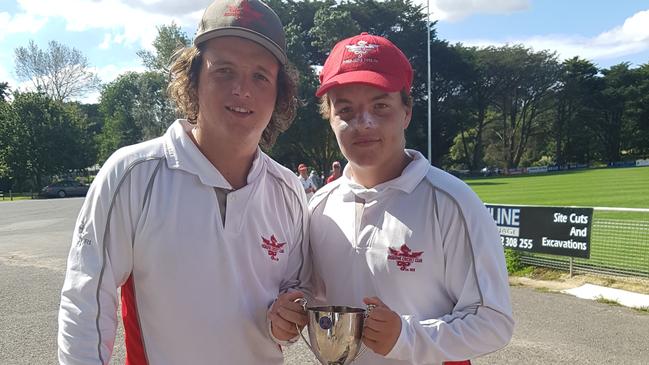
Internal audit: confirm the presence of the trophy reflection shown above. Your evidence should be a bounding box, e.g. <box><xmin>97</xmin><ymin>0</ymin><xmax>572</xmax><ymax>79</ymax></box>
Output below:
<box><xmin>297</xmin><ymin>299</ymin><xmax>374</xmax><ymax>365</ymax></box>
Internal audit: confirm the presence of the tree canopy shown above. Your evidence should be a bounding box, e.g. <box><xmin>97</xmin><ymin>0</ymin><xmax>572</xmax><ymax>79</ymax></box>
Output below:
<box><xmin>14</xmin><ymin>40</ymin><xmax>101</xmax><ymax>102</ymax></box>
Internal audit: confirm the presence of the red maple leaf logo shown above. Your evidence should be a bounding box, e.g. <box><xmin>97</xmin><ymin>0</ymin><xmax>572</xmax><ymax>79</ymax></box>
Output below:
<box><xmin>387</xmin><ymin>244</ymin><xmax>423</xmax><ymax>271</ymax></box>
<box><xmin>262</xmin><ymin>235</ymin><xmax>286</xmax><ymax>261</ymax></box>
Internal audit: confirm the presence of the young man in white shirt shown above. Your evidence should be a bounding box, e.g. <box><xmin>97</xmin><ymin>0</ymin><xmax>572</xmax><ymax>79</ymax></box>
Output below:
<box><xmin>57</xmin><ymin>1</ymin><xmax>309</xmax><ymax>364</ymax></box>
<box><xmin>305</xmin><ymin>32</ymin><xmax>514</xmax><ymax>365</ymax></box>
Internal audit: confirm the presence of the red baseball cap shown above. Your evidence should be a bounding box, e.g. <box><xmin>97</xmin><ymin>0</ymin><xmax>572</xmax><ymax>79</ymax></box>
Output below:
<box><xmin>315</xmin><ymin>32</ymin><xmax>413</xmax><ymax>97</ymax></box>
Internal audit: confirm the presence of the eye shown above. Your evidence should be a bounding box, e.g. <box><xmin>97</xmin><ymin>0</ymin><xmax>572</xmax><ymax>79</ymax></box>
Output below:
<box><xmin>337</xmin><ymin>106</ymin><xmax>352</xmax><ymax>114</ymax></box>
<box><xmin>375</xmin><ymin>103</ymin><xmax>389</xmax><ymax>110</ymax></box>
<box><xmin>254</xmin><ymin>72</ymin><xmax>270</xmax><ymax>82</ymax></box>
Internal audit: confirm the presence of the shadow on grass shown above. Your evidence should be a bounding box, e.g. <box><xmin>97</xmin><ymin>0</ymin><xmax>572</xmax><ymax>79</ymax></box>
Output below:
<box><xmin>466</xmin><ymin>182</ymin><xmax>506</xmax><ymax>186</ymax></box>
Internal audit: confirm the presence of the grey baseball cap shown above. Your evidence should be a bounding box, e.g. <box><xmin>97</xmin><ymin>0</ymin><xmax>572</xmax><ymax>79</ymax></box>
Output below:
<box><xmin>194</xmin><ymin>0</ymin><xmax>287</xmax><ymax>65</ymax></box>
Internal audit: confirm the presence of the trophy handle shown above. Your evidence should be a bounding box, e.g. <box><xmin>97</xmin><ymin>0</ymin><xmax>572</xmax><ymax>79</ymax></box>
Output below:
<box><xmin>353</xmin><ymin>304</ymin><xmax>376</xmax><ymax>361</ymax></box>
<box><xmin>293</xmin><ymin>298</ymin><xmax>316</xmax><ymax>355</ymax></box>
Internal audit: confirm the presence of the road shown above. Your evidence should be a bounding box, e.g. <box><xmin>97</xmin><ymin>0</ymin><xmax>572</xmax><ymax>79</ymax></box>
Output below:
<box><xmin>1</xmin><ymin>198</ymin><xmax>648</xmax><ymax>364</ymax></box>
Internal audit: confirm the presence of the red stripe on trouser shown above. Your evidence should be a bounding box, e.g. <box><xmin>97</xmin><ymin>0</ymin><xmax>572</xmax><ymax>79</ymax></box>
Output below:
<box><xmin>444</xmin><ymin>361</ymin><xmax>471</xmax><ymax>364</ymax></box>
<box><xmin>121</xmin><ymin>274</ymin><xmax>148</xmax><ymax>365</ymax></box>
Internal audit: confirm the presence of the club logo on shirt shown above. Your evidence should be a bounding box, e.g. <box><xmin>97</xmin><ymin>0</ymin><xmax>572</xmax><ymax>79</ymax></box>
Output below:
<box><xmin>75</xmin><ymin>217</ymin><xmax>92</xmax><ymax>247</ymax></box>
<box><xmin>387</xmin><ymin>244</ymin><xmax>423</xmax><ymax>272</ymax></box>
<box><xmin>261</xmin><ymin>235</ymin><xmax>286</xmax><ymax>262</ymax></box>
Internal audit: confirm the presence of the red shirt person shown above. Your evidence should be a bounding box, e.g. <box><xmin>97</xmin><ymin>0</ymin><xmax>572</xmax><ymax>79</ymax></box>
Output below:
<box><xmin>325</xmin><ymin>161</ymin><xmax>342</xmax><ymax>184</ymax></box>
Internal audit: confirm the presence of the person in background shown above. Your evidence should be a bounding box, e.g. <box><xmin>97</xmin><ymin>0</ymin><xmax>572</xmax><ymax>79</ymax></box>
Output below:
<box><xmin>57</xmin><ymin>1</ymin><xmax>310</xmax><ymax>364</ymax></box>
<box><xmin>297</xmin><ymin>163</ymin><xmax>317</xmax><ymax>200</ymax></box>
<box><xmin>309</xmin><ymin>169</ymin><xmax>322</xmax><ymax>189</ymax></box>
<box><xmin>306</xmin><ymin>32</ymin><xmax>514</xmax><ymax>365</ymax></box>
<box><xmin>325</xmin><ymin>160</ymin><xmax>342</xmax><ymax>184</ymax></box>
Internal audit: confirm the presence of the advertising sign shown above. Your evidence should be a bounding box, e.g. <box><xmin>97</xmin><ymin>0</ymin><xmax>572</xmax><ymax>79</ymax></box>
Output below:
<box><xmin>486</xmin><ymin>205</ymin><xmax>593</xmax><ymax>258</ymax></box>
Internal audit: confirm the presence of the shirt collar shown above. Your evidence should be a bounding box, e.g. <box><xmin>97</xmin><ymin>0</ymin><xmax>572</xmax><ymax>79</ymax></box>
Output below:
<box><xmin>163</xmin><ymin>120</ymin><xmax>264</xmax><ymax>188</ymax></box>
<box><xmin>338</xmin><ymin>149</ymin><xmax>429</xmax><ymax>201</ymax></box>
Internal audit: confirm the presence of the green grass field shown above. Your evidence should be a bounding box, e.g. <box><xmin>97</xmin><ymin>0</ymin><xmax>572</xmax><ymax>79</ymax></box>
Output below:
<box><xmin>465</xmin><ymin>166</ymin><xmax>649</xmax><ymax>275</ymax></box>
<box><xmin>464</xmin><ymin>166</ymin><xmax>649</xmax><ymax>209</ymax></box>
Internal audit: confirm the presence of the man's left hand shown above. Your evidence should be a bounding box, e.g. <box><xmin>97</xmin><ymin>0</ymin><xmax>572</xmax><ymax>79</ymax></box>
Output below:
<box><xmin>362</xmin><ymin>296</ymin><xmax>402</xmax><ymax>356</ymax></box>
<box><xmin>268</xmin><ymin>291</ymin><xmax>308</xmax><ymax>341</ymax></box>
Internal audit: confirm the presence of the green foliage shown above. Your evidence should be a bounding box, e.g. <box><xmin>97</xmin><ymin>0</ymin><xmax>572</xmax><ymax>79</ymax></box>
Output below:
<box><xmin>0</xmin><ymin>82</ymin><xmax>9</xmax><ymax>102</ymax></box>
<box><xmin>504</xmin><ymin>249</ymin><xmax>529</xmax><ymax>275</ymax></box>
<box><xmin>0</xmin><ymin>92</ymin><xmax>90</xmax><ymax>190</ymax></box>
<box><xmin>309</xmin><ymin>7</ymin><xmax>360</xmax><ymax>51</ymax></box>
<box><xmin>96</xmin><ymin>71</ymin><xmax>175</xmax><ymax>163</ymax></box>
<box><xmin>137</xmin><ymin>22</ymin><xmax>190</xmax><ymax>74</ymax></box>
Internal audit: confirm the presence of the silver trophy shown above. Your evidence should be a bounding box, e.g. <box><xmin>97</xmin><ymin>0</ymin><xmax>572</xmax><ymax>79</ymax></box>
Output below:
<box><xmin>296</xmin><ymin>299</ymin><xmax>374</xmax><ymax>365</ymax></box>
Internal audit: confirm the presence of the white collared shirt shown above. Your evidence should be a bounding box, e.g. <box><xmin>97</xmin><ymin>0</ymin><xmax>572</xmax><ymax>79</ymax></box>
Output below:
<box><xmin>308</xmin><ymin>149</ymin><xmax>514</xmax><ymax>365</ymax></box>
<box><xmin>58</xmin><ymin>120</ymin><xmax>310</xmax><ymax>365</ymax></box>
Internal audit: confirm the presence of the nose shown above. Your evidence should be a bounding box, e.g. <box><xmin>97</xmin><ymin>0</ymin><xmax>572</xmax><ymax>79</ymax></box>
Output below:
<box><xmin>232</xmin><ymin>76</ymin><xmax>251</xmax><ymax>98</ymax></box>
<box><xmin>353</xmin><ymin>110</ymin><xmax>376</xmax><ymax>130</ymax></box>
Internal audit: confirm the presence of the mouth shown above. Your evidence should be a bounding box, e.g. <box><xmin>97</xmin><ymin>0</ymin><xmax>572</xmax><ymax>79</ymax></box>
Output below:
<box><xmin>226</xmin><ymin>105</ymin><xmax>253</xmax><ymax>115</ymax></box>
<box><xmin>353</xmin><ymin>137</ymin><xmax>380</xmax><ymax>146</ymax></box>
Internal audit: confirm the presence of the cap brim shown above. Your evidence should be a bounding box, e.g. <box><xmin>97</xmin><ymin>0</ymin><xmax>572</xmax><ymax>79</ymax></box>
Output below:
<box><xmin>194</xmin><ymin>27</ymin><xmax>287</xmax><ymax>65</ymax></box>
<box><xmin>315</xmin><ymin>70</ymin><xmax>403</xmax><ymax>97</ymax></box>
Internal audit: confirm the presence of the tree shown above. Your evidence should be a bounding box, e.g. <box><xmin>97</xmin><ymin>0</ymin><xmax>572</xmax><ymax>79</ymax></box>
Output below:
<box><xmin>97</xmin><ymin>73</ymin><xmax>143</xmax><ymax>163</ymax></box>
<box><xmin>485</xmin><ymin>46</ymin><xmax>560</xmax><ymax>169</ymax></box>
<box><xmin>0</xmin><ymin>98</ymin><xmax>19</xmax><ymax>189</ymax></box>
<box><xmin>137</xmin><ymin>22</ymin><xmax>190</xmax><ymax>75</ymax></box>
<box><xmin>447</xmin><ymin>46</ymin><xmax>501</xmax><ymax>171</ymax></box>
<box><xmin>552</xmin><ymin>57</ymin><xmax>600</xmax><ymax>165</ymax></box>
<box><xmin>309</xmin><ymin>7</ymin><xmax>360</xmax><ymax>51</ymax></box>
<box><xmin>628</xmin><ymin>63</ymin><xmax>649</xmax><ymax>158</ymax></box>
<box><xmin>0</xmin><ymin>82</ymin><xmax>10</xmax><ymax>102</ymax></box>
<box><xmin>0</xmin><ymin>92</ymin><xmax>89</xmax><ymax>189</ymax></box>
<box><xmin>97</xmin><ymin>71</ymin><xmax>177</xmax><ymax>164</ymax></box>
<box><xmin>594</xmin><ymin>63</ymin><xmax>639</xmax><ymax>163</ymax></box>
<box><xmin>14</xmin><ymin>40</ymin><xmax>100</xmax><ymax>101</ymax></box>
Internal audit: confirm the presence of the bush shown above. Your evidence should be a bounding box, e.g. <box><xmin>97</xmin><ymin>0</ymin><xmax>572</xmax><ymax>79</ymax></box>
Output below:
<box><xmin>505</xmin><ymin>249</ymin><xmax>526</xmax><ymax>273</ymax></box>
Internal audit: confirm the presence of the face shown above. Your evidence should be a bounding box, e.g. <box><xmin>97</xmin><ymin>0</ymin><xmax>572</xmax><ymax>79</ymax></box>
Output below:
<box><xmin>196</xmin><ymin>36</ymin><xmax>279</xmax><ymax>146</ymax></box>
<box><xmin>328</xmin><ymin>84</ymin><xmax>412</xmax><ymax>170</ymax></box>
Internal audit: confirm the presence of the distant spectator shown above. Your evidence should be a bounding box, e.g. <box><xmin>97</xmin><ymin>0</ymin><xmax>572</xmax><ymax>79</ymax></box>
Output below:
<box><xmin>298</xmin><ymin>163</ymin><xmax>317</xmax><ymax>199</ymax></box>
<box><xmin>325</xmin><ymin>160</ymin><xmax>342</xmax><ymax>184</ymax></box>
<box><xmin>309</xmin><ymin>170</ymin><xmax>322</xmax><ymax>189</ymax></box>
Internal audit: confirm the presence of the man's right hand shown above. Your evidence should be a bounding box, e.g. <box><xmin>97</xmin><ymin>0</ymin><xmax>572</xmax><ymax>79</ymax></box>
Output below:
<box><xmin>268</xmin><ymin>291</ymin><xmax>308</xmax><ymax>341</ymax></box>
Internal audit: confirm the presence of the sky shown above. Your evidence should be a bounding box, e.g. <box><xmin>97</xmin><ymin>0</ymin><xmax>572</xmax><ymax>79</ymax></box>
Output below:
<box><xmin>1</xmin><ymin>0</ymin><xmax>648</xmax><ymax>103</ymax></box>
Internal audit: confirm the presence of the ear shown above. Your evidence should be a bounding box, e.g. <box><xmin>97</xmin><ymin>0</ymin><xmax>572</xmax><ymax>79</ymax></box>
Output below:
<box><xmin>402</xmin><ymin>104</ymin><xmax>412</xmax><ymax>130</ymax></box>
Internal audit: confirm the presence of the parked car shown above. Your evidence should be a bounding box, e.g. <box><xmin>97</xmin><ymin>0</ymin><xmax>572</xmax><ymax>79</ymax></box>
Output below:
<box><xmin>40</xmin><ymin>180</ymin><xmax>89</xmax><ymax>198</ymax></box>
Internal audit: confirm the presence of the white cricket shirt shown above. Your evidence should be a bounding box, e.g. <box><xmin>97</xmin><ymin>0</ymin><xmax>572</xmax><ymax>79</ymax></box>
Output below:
<box><xmin>58</xmin><ymin>120</ymin><xmax>310</xmax><ymax>365</ymax></box>
<box><xmin>308</xmin><ymin>150</ymin><xmax>514</xmax><ymax>365</ymax></box>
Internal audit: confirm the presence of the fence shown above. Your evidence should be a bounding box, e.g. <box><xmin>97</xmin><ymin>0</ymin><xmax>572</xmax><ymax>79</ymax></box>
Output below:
<box><xmin>518</xmin><ymin>207</ymin><xmax>649</xmax><ymax>278</ymax></box>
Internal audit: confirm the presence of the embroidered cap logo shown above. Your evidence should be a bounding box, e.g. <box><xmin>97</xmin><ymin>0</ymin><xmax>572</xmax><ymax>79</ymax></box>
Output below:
<box><xmin>223</xmin><ymin>1</ymin><xmax>265</xmax><ymax>27</ymax></box>
<box><xmin>345</xmin><ymin>40</ymin><xmax>379</xmax><ymax>56</ymax></box>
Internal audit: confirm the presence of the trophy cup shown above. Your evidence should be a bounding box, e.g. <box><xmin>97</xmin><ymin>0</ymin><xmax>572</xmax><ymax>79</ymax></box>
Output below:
<box><xmin>296</xmin><ymin>299</ymin><xmax>374</xmax><ymax>365</ymax></box>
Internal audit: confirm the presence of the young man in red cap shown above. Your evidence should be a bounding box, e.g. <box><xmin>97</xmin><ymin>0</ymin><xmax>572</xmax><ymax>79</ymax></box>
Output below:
<box><xmin>57</xmin><ymin>1</ymin><xmax>310</xmax><ymax>364</ymax></box>
<box><xmin>307</xmin><ymin>32</ymin><xmax>514</xmax><ymax>364</ymax></box>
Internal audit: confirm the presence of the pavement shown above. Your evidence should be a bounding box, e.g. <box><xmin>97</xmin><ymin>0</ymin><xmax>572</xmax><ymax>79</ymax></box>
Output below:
<box><xmin>563</xmin><ymin>284</ymin><xmax>649</xmax><ymax>309</ymax></box>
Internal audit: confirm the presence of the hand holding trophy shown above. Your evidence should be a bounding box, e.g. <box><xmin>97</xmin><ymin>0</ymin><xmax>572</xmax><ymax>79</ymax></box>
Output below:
<box><xmin>296</xmin><ymin>298</ymin><xmax>377</xmax><ymax>365</ymax></box>
<box><xmin>360</xmin><ymin>297</ymin><xmax>402</xmax><ymax>356</ymax></box>
<box><xmin>268</xmin><ymin>291</ymin><xmax>309</xmax><ymax>341</ymax></box>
